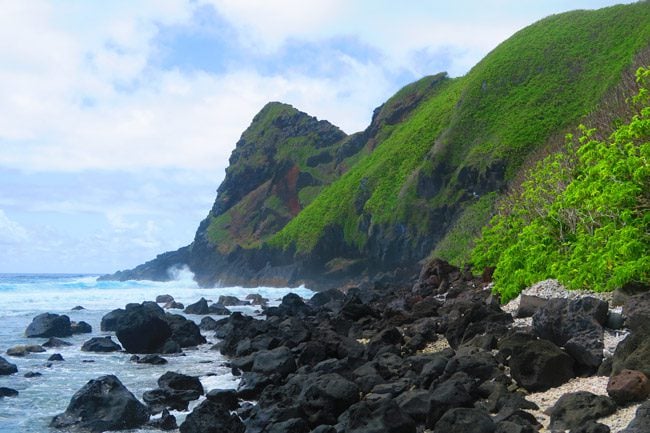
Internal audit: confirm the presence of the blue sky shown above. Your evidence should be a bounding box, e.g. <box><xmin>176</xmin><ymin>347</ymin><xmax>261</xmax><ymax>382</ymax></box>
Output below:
<box><xmin>0</xmin><ymin>0</ymin><xmax>636</xmax><ymax>273</ymax></box>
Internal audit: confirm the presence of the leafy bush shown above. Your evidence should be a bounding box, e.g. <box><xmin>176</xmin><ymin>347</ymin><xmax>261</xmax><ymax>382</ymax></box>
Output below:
<box><xmin>472</xmin><ymin>67</ymin><xmax>650</xmax><ymax>301</ymax></box>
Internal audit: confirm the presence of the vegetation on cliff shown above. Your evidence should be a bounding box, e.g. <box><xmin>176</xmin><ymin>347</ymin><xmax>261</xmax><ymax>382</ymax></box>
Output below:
<box><xmin>472</xmin><ymin>67</ymin><xmax>650</xmax><ymax>302</ymax></box>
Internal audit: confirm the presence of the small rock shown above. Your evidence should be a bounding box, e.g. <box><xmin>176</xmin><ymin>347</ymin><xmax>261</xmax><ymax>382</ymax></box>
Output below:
<box><xmin>607</xmin><ymin>369</ymin><xmax>650</xmax><ymax>405</ymax></box>
<box><xmin>48</xmin><ymin>353</ymin><xmax>64</xmax><ymax>361</ymax></box>
<box><xmin>71</xmin><ymin>305</ymin><xmax>85</xmax><ymax>311</ymax></box>
<box><xmin>433</xmin><ymin>407</ymin><xmax>495</xmax><ymax>433</ymax></box>
<box><xmin>6</xmin><ymin>345</ymin><xmax>45</xmax><ymax>357</ymax></box>
<box><xmin>71</xmin><ymin>321</ymin><xmax>92</xmax><ymax>334</ymax></box>
<box><xmin>163</xmin><ymin>301</ymin><xmax>184</xmax><ymax>310</ymax></box>
<box><xmin>217</xmin><ymin>295</ymin><xmax>249</xmax><ymax>306</ymax></box>
<box><xmin>570</xmin><ymin>420</ymin><xmax>611</xmax><ymax>433</ymax></box>
<box><xmin>81</xmin><ymin>336</ymin><xmax>122</xmax><ymax>352</ymax></box>
<box><xmin>156</xmin><ymin>294</ymin><xmax>175</xmax><ymax>304</ymax></box>
<box><xmin>0</xmin><ymin>387</ymin><xmax>19</xmax><ymax>397</ymax></box>
<box><xmin>42</xmin><ymin>337</ymin><xmax>73</xmax><ymax>348</ymax></box>
<box><xmin>184</xmin><ymin>298</ymin><xmax>211</xmax><ymax>315</ymax></box>
<box><xmin>206</xmin><ymin>389</ymin><xmax>239</xmax><ymax>410</ymax></box>
<box><xmin>137</xmin><ymin>355</ymin><xmax>168</xmax><ymax>365</ymax></box>
<box><xmin>24</xmin><ymin>371</ymin><xmax>42</xmax><ymax>378</ymax></box>
<box><xmin>148</xmin><ymin>409</ymin><xmax>177</xmax><ymax>430</ymax></box>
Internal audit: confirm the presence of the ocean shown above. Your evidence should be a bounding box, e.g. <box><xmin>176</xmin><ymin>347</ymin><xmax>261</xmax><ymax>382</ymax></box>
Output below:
<box><xmin>0</xmin><ymin>272</ymin><xmax>313</xmax><ymax>432</ymax></box>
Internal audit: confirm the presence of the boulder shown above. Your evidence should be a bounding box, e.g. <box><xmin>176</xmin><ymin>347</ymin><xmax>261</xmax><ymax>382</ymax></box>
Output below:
<box><xmin>199</xmin><ymin>316</ymin><xmax>219</xmax><ymax>331</ymax></box>
<box><xmin>337</xmin><ymin>399</ymin><xmax>416</xmax><ymax>433</ymax></box>
<box><xmin>81</xmin><ymin>336</ymin><xmax>122</xmax><ymax>352</ymax></box>
<box><xmin>246</xmin><ymin>293</ymin><xmax>270</xmax><ymax>306</ymax></box>
<box><xmin>296</xmin><ymin>373</ymin><xmax>360</xmax><ymax>426</ymax></box>
<box><xmin>156</xmin><ymin>294</ymin><xmax>175</xmax><ymax>304</ymax></box>
<box><xmin>24</xmin><ymin>371</ymin><xmax>42</xmax><ymax>378</ymax></box>
<box><xmin>547</xmin><ymin>391</ymin><xmax>616</xmax><ymax>431</ymax></box>
<box><xmin>6</xmin><ymin>344</ymin><xmax>45</xmax><ymax>356</ymax></box>
<box><xmin>50</xmin><ymin>375</ymin><xmax>149</xmax><ymax>432</ymax></box>
<box><xmin>0</xmin><ymin>387</ymin><xmax>18</xmax><ymax>397</ymax></box>
<box><xmin>610</xmin><ymin>328</ymin><xmax>650</xmax><ymax>378</ymax></box>
<box><xmin>217</xmin><ymin>295</ymin><xmax>250</xmax><ymax>306</ymax></box>
<box><xmin>179</xmin><ymin>399</ymin><xmax>245</xmax><ymax>433</ymax></box>
<box><xmin>622</xmin><ymin>292</ymin><xmax>650</xmax><ymax>332</ymax></box>
<box><xmin>499</xmin><ymin>332</ymin><xmax>574</xmax><ymax>391</ymax></box>
<box><xmin>206</xmin><ymin>389</ymin><xmax>239</xmax><ymax>411</ymax></box>
<box><xmin>72</xmin><ymin>305</ymin><xmax>85</xmax><ymax>310</ymax></box>
<box><xmin>132</xmin><ymin>354</ymin><xmax>168</xmax><ymax>365</ymax></box>
<box><xmin>71</xmin><ymin>321</ymin><xmax>92</xmax><ymax>334</ymax></box>
<box><xmin>427</xmin><ymin>373</ymin><xmax>478</xmax><ymax>426</ymax></box>
<box><xmin>570</xmin><ymin>420</ymin><xmax>611</xmax><ymax>433</ymax></box>
<box><xmin>25</xmin><ymin>313</ymin><xmax>72</xmax><ymax>338</ymax></box>
<box><xmin>158</xmin><ymin>371</ymin><xmax>204</xmax><ymax>396</ymax></box>
<box><xmin>48</xmin><ymin>353</ymin><xmax>64</xmax><ymax>361</ymax></box>
<box><xmin>164</xmin><ymin>313</ymin><xmax>206</xmax><ymax>347</ymax></box>
<box><xmin>0</xmin><ymin>356</ymin><xmax>18</xmax><ymax>375</ymax></box>
<box><xmin>532</xmin><ymin>297</ymin><xmax>607</xmax><ymax>368</ymax></box>
<box><xmin>607</xmin><ymin>369</ymin><xmax>650</xmax><ymax>405</ymax></box>
<box><xmin>144</xmin><ymin>372</ymin><xmax>204</xmax><ymax>413</ymax></box>
<box><xmin>434</xmin><ymin>408</ymin><xmax>496</xmax><ymax>433</ymax></box>
<box><xmin>115</xmin><ymin>303</ymin><xmax>173</xmax><ymax>354</ymax></box>
<box><xmin>395</xmin><ymin>389</ymin><xmax>430</xmax><ymax>422</ymax></box>
<box><xmin>620</xmin><ymin>400</ymin><xmax>650</xmax><ymax>433</ymax></box>
<box><xmin>184</xmin><ymin>298</ymin><xmax>211</xmax><ymax>315</ymax></box>
<box><xmin>42</xmin><ymin>337</ymin><xmax>73</xmax><ymax>348</ymax></box>
<box><xmin>163</xmin><ymin>301</ymin><xmax>184</xmax><ymax>310</ymax></box>
<box><xmin>208</xmin><ymin>303</ymin><xmax>232</xmax><ymax>315</ymax></box>
<box><xmin>148</xmin><ymin>409</ymin><xmax>177</xmax><ymax>431</ymax></box>
<box><xmin>252</xmin><ymin>346</ymin><xmax>296</xmax><ymax>377</ymax></box>
<box><xmin>101</xmin><ymin>308</ymin><xmax>126</xmax><ymax>332</ymax></box>
<box><xmin>515</xmin><ymin>295</ymin><xmax>547</xmax><ymax>318</ymax></box>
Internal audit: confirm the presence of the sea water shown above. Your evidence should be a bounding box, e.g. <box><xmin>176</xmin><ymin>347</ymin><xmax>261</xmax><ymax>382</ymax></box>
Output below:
<box><xmin>0</xmin><ymin>272</ymin><xmax>313</xmax><ymax>432</ymax></box>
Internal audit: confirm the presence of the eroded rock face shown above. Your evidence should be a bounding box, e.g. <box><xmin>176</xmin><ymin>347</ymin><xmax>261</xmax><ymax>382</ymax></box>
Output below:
<box><xmin>50</xmin><ymin>375</ymin><xmax>149</xmax><ymax>432</ymax></box>
<box><xmin>25</xmin><ymin>313</ymin><xmax>72</xmax><ymax>338</ymax></box>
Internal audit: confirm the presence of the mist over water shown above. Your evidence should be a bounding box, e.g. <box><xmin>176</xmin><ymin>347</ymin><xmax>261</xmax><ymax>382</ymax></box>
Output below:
<box><xmin>0</xmin><ymin>272</ymin><xmax>313</xmax><ymax>433</ymax></box>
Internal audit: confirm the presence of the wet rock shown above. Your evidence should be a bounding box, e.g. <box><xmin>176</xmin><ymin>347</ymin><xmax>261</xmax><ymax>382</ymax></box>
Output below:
<box><xmin>267</xmin><ymin>418</ymin><xmax>309</xmax><ymax>433</ymax></box>
<box><xmin>199</xmin><ymin>316</ymin><xmax>219</xmax><ymax>331</ymax></box>
<box><xmin>71</xmin><ymin>321</ymin><xmax>92</xmax><ymax>334</ymax></box>
<box><xmin>101</xmin><ymin>308</ymin><xmax>126</xmax><ymax>332</ymax></box>
<box><xmin>148</xmin><ymin>409</ymin><xmax>177</xmax><ymax>430</ymax></box>
<box><xmin>6</xmin><ymin>344</ymin><xmax>45</xmax><ymax>357</ymax></box>
<box><xmin>179</xmin><ymin>399</ymin><xmax>245</xmax><ymax>433</ymax></box>
<box><xmin>208</xmin><ymin>303</ymin><xmax>232</xmax><ymax>315</ymax></box>
<box><xmin>50</xmin><ymin>374</ymin><xmax>149</xmax><ymax>432</ymax></box>
<box><xmin>218</xmin><ymin>295</ymin><xmax>250</xmax><ymax>306</ymax></box>
<box><xmin>42</xmin><ymin>337</ymin><xmax>73</xmax><ymax>348</ymax></box>
<box><xmin>547</xmin><ymin>391</ymin><xmax>616</xmax><ymax>431</ymax></box>
<box><xmin>144</xmin><ymin>372</ymin><xmax>204</xmax><ymax>413</ymax></box>
<box><xmin>156</xmin><ymin>294</ymin><xmax>174</xmax><ymax>304</ymax></box>
<box><xmin>0</xmin><ymin>387</ymin><xmax>18</xmax><ymax>397</ymax></box>
<box><xmin>607</xmin><ymin>369</ymin><xmax>650</xmax><ymax>405</ymax></box>
<box><xmin>266</xmin><ymin>293</ymin><xmax>313</xmax><ymax>318</ymax></box>
<box><xmin>163</xmin><ymin>301</ymin><xmax>184</xmax><ymax>310</ymax></box>
<box><xmin>499</xmin><ymin>332</ymin><xmax>574</xmax><ymax>392</ymax></box>
<box><xmin>48</xmin><ymin>353</ymin><xmax>64</xmax><ymax>361</ymax></box>
<box><xmin>164</xmin><ymin>313</ymin><xmax>206</xmax><ymax>347</ymax></box>
<box><xmin>308</xmin><ymin>288</ymin><xmax>344</xmax><ymax>309</ymax></box>
<box><xmin>184</xmin><ymin>298</ymin><xmax>211</xmax><ymax>315</ymax></box>
<box><xmin>81</xmin><ymin>336</ymin><xmax>122</xmax><ymax>352</ymax></box>
<box><xmin>25</xmin><ymin>313</ymin><xmax>72</xmax><ymax>338</ymax></box>
<box><xmin>237</xmin><ymin>371</ymin><xmax>274</xmax><ymax>400</ymax></box>
<box><xmin>115</xmin><ymin>303</ymin><xmax>173</xmax><ymax>354</ymax></box>
<box><xmin>246</xmin><ymin>293</ymin><xmax>269</xmax><ymax>306</ymax></box>
<box><xmin>72</xmin><ymin>305</ymin><xmax>85</xmax><ymax>310</ymax></box>
<box><xmin>433</xmin><ymin>407</ymin><xmax>496</xmax><ymax>433</ymax></box>
<box><xmin>158</xmin><ymin>371</ymin><xmax>204</xmax><ymax>395</ymax></box>
<box><xmin>206</xmin><ymin>389</ymin><xmax>239</xmax><ymax>411</ymax></box>
<box><xmin>24</xmin><ymin>371</ymin><xmax>42</xmax><ymax>378</ymax></box>
<box><xmin>132</xmin><ymin>354</ymin><xmax>168</xmax><ymax>365</ymax></box>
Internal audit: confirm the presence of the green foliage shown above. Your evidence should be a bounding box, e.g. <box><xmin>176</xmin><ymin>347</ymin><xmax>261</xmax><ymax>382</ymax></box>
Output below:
<box><xmin>472</xmin><ymin>67</ymin><xmax>650</xmax><ymax>302</ymax></box>
<box><xmin>270</xmin><ymin>3</ymin><xmax>650</xmax><ymax>259</ymax></box>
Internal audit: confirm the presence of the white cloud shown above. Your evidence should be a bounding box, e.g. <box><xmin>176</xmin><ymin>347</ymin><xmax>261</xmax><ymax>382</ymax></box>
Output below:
<box><xmin>0</xmin><ymin>210</ymin><xmax>29</xmax><ymax>244</ymax></box>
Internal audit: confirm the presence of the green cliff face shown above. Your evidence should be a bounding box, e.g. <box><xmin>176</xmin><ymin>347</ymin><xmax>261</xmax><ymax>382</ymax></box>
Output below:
<box><xmin>106</xmin><ymin>2</ymin><xmax>650</xmax><ymax>289</ymax></box>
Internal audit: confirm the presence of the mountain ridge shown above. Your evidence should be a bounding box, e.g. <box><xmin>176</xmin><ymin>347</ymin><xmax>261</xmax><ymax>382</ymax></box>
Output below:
<box><xmin>102</xmin><ymin>2</ymin><xmax>650</xmax><ymax>290</ymax></box>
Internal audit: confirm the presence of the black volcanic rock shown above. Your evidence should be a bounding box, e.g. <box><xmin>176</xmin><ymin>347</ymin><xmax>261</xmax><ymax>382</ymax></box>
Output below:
<box><xmin>25</xmin><ymin>313</ymin><xmax>72</xmax><ymax>338</ymax></box>
<box><xmin>180</xmin><ymin>399</ymin><xmax>245</xmax><ymax>433</ymax></box>
<box><xmin>82</xmin><ymin>336</ymin><xmax>122</xmax><ymax>353</ymax></box>
<box><xmin>42</xmin><ymin>337</ymin><xmax>73</xmax><ymax>348</ymax></box>
<box><xmin>50</xmin><ymin>375</ymin><xmax>149</xmax><ymax>432</ymax></box>
<box><xmin>0</xmin><ymin>356</ymin><xmax>17</xmax><ymax>375</ymax></box>
<box><xmin>101</xmin><ymin>308</ymin><xmax>126</xmax><ymax>332</ymax></box>
<box><xmin>71</xmin><ymin>320</ymin><xmax>92</xmax><ymax>334</ymax></box>
<box><xmin>184</xmin><ymin>298</ymin><xmax>211</xmax><ymax>315</ymax></box>
<box><xmin>115</xmin><ymin>303</ymin><xmax>173</xmax><ymax>354</ymax></box>
<box><xmin>547</xmin><ymin>392</ymin><xmax>616</xmax><ymax>431</ymax></box>
<box><xmin>0</xmin><ymin>387</ymin><xmax>19</xmax><ymax>397</ymax></box>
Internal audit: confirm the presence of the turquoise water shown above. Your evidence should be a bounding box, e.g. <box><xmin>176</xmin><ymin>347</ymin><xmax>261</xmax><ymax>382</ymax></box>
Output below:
<box><xmin>0</xmin><ymin>272</ymin><xmax>312</xmax><ymax>432</ymax></box>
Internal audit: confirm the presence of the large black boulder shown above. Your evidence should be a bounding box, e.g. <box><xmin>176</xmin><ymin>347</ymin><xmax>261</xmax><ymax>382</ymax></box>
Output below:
<box><xmin>101</xmin><ymin>308</ymin><xmax>126</xmax><ymax>332</ymax></box>
<box><xmin>81</xmin><ymin>336</ymin><xmax>122</xmax><ymax>352</ymax></box>
<box><xmin>610</xmin><ymin>327</ymin><xmax>650</xmax><ymax>378</ymax></box>
<box><xmin>547</xmin><ymin>391</ymin><xmax>616</xmax><ymax>431</ymax></box>
<box><xmin>71</xmin><ymin>321</ymin><xmax>93</xmax><ymax>334</ymax></box>
<box><xmin>0</xmin><ymin>356</ymin><xmax>18</xmax><ymax>375</ymax></box>
<box><xmin>144</xmin><ymin>371</ymin><xmax>204</xmax><ymax>413</ymax></box>
<box><xmin>622</xmin><ymin>292</ymin><xmax>650</xmax><ymax>332</ymax></box>
<box><xmin>337</xmin><ymin>398</ymin><xmax>416</xmax><ymax>433</ymax></box>
<box><xmin>180</xmin><ymin>399</ymin><xmax>245</xmax><ymax>433</ymax></box>
<box><xmin>297</xmin><ymin>373</ymin><xmax>360</xmax><ymax>426</ymax></box>
<box><xmin>25</xmin><ymin>313</ymin><xmax>72</xmax><ymax>338</ymax></box>
<box><xmin>251</xmin><ymin>346</ymin><xmax>297</xmax><ymax>377</ymax></box>
<box><xmin>499</xmin><ymin>332</ymin><xmax>574</xmax><ymax>392</ymax></box>
<box><xmin>164</xmin><ymin>313</ymin><xmax>206</xmax><ymax>347</ymax></box>
<box><xmin>184</xmin><ymin>298</ymin><xmax>211</xmax><ymax>315</ymax></box>
<box><xmin>50</xmin><ymin>375</ymin><xmax>149</xmax><ymax>432</ymax></box>
<box><xmin>115</xmin><ymin>303</ymin><xmax>173</xmax><ymax>354</ymax></box>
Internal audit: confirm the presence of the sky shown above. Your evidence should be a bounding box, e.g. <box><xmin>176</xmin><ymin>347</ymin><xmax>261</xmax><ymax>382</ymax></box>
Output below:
<box><xmin>0</xmin><ymin>0</ymin><xmax>636</xmax><ymax>274</ymax></box>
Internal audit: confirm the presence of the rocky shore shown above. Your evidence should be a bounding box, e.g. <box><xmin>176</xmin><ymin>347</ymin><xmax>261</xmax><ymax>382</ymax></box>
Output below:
<box><xmin>4</xmin><ymin>260</ymin><xmax>649</xmax><ymax>433</ymax></box>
